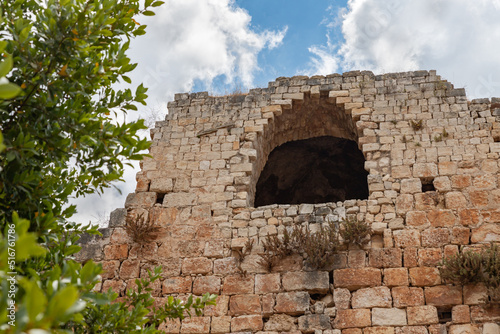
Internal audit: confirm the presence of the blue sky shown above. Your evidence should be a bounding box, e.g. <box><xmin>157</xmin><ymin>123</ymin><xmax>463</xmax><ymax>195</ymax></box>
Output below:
<box><xmin>72</xmin><ymin>0</ymin><xmax>500</xmax><ymax>225</ymax></box>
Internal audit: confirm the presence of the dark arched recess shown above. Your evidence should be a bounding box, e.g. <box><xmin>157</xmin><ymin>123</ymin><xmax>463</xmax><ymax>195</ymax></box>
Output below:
<box><xmin>254</xmin><ymin>136</ymin><xmax>369</xmax><ymax>207</ymax></box>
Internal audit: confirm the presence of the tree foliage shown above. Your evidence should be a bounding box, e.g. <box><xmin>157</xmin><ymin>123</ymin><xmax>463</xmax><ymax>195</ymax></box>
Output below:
<box><xmin>0</xmin><ymin>0</ymin><xmax>216</xmax><ymax>332</ymax></box>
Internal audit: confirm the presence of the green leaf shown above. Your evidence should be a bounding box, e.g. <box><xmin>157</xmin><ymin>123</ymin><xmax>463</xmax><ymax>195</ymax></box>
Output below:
<box><xmin>152</xmin><ymin>1</ymin><xmax>165</xmax><ymax>7</ymax></box>
<box><xmin>65</xmin><ymin>244</ymin><xmax>82</xmax><ymax>256</ymax></box>
<box><xmin>0</xmin><ymin>53</ymin><xmax>13</xmax><ymax>78</ymax></box>
<box><xmin>143</xmin><ymin>10</ymin><xmax>155</xmax><ymax>16</ymax></box>
<box><xmin>0</xmin><ymin>82</ymin><xmax>21</xmax><ymax>99</ymax></box>
<box><xmin>47</xmin><ymin>285</ymin><xmax>79</xmax><ymax>320</ymax></box>
<box><xmin>16</xmin><ymin>233</ymin><xmax>47</xmax><ymax>261</ymax></box>
<box><xmin>27</xmin><ymin>281</ymin><xmax>48</xmax><ymax>321</ymax></box>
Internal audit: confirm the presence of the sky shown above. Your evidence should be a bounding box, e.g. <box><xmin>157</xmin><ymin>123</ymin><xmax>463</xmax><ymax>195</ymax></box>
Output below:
<box><xmin>72</xmin><ymin>0</ymin><xmax>500</xmax><ymax>226</ymax></box>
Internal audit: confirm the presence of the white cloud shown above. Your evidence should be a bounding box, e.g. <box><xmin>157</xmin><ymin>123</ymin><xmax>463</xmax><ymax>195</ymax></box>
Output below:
<box><xmin>130</xmin><ymin>0</ymin><xmax>287</xmax><ymax>104</ymax></box>
<box><xmin>71</xmin><ymin>0</ymin><xmax>286</xmax><ymax>226</ymax></box>
<box><xmin>309</xmin><ymin>0</ymin><xmax>500</xmax><ymax>98</ymax></box>
<box><xmin>306</xmin><ymin>45</ymin><xmax>340</xmax><ymax>76</ymax></box>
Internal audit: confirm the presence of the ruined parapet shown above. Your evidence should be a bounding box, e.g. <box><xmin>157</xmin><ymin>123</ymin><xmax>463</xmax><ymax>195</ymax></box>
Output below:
<box><xmin>81</xmin><ymin>70</ymin><xmax>500</xmax><ymax>333</ymax></box>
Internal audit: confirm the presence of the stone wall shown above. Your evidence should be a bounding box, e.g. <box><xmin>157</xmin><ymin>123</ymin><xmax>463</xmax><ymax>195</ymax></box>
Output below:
<box><xmin>78</xmin><ymin>70</ymin><xmax>500</xmax><ymax>333</ymax></box>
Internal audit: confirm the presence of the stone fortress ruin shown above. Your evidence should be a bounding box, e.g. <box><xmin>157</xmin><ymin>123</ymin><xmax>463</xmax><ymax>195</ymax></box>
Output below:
<box><xmin>79</xmin><ymin>70</ymin><xmax>500</xmax><ymax>333</ymax></box>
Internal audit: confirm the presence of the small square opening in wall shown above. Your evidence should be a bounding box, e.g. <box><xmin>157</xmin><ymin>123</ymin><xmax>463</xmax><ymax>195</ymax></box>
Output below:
<box><xmin>437</xmin><ymin>307</ymin><xmax>452</xmax><ymax>324</ymax></box>
<box><xmin>494</xmin><ymin>135</ymin><xmax>500</xmax><ymax>142</ymax></box>
<box><xmin>421</xmin><ymin>177</ymin><xmax>435</xmax><ymax>192</ymax></box>
<box><xmin>156</xmin><ymin>193</ymin><xmax>165</xmax><ymax>204</ymax></box>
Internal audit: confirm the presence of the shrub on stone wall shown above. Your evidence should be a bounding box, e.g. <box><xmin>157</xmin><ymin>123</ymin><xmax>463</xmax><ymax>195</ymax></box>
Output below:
<box><xmin>260</xmin><ymin>219</ymin><xmax>372</xmax><ymax>270</ymax></box>
<box><xmin>125</xmin><ymin>211</ymin><xmax>161</xmax><ymax>244</ymax></box>
<box><xmin>339</xmin><ymin>216</ymin><xmax>372</xmax><ymax>247</ymax></box>
<box><xmin>440</xmin><ymin>243</ymin><xmax>500</xmax><ymax>304</ymax></box>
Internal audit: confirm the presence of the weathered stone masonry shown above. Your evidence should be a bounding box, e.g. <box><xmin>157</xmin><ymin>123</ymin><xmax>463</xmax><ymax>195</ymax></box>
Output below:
<box><xmin>78</xmin><ymin>70</ymin><xmax>500</xmax><ymax>334</ymax></box>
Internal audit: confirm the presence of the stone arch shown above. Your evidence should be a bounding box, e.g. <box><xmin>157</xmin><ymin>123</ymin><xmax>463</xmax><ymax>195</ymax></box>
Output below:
<box><xmin>250</xmin><ymin>91</ymin><xmax>368</xmax><ymax>207</ymax></box>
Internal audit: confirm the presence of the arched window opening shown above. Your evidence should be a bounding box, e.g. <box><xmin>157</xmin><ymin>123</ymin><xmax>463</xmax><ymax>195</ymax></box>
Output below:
<box><xmin>254</xmin><ymin>136</ymin><xmax>369</xmax><ymax>207</ymax></box>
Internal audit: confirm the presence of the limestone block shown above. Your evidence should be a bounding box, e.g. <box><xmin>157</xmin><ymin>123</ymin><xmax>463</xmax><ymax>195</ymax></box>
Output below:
<box><xmin>451</xmin><ymin>226</ymin><xmax>470</xmax><ymax>245</ymax></box>
<box><xmin>162</xmin><ymin>276</ymin><xmax>192</xmax><ymax>294</ymax></box>
<box><xmin>119</xmin><ymin>259</ymin><xmax>140</xmax><ymax>280</ymax></box>
<box><xmin>351</xmin><ymin>286</ymin><xmax>392</xmax><ymax>308</ymax></box>
<box><xmin>180</xmin><ymin>317</ymin><xmax>210</xmax><ymax>334</ymax></box>
<box><xmin>274</xmin><ymin>291</ymin><xmax>310</xmax><ymax>315</ymax></box>
<box><xmin>255</xmin><ymin>273</ymin><xmax>281</xmax><ymax>294</ymax></box>
<box><xmin>451</xmin><ymin>175</ymin><xmax>472</xmax><ymax>189</ymax></box>
<box><xmin>421</xmin><ymin>228</ymin><xmax>450</xmax><ymax>247</ymax></box>
<box><xmin>483</xmin><ymin>323</ymin><xmax>500</xmax><ymax>334</ymax></box>
<box><xmin>104</xmin><ymin>244</ymin><xmax>129</xmax><ymax>260</ymax></box>
<box><xmin>471</xmin><ymin>223</ymin><xmax>500</xmax><ymax>243</ymax></box>
<box><xmin>334</xmin><ymin>309</ymin><xmax>371</xmax><ymax>329</ymax></box>
<box><xmin>409</xmin><ymin>267</ymin><xmax>441</xmax><ymax>286</ymax></box>
<box><xmin>109</xmin><ymin>208</ymin><xmax>126</xmax><ymax>227</ymax></box>
<box><xmin>448</xmin><ymin>324</ymin><xmax>481</xmax><ymax>334</ymax></box>
<box><xmin>210</xmin><ymin>316</ymin><xmax>231</xmax><ymax>334</ymax></box>
<box><xmin>229</xmin><ymin>294</ymin><xmax>261</xmax><ymax>316</ymax></box>
<box><xmin>333</xmin><ymin>268</ymin><xmax>381</xmax><ymax>290</ymax></box>
<box><xmin>407</xmin><ymin>305</ymin><xmax>439</xmax><ymax>325</ymax></box>
<box><xmin>203</xmin><ymin>239</ymin><xmax>225</xmax><ymax>258</ymax></box>
<box><xmin>333</xmin><ymin>288</ymin><xmax>351</xmax><ymax>309</ymax></box>
<box><xmin>445</xmin><ymin>191</ymin><xmax>467</xmax><ymax>209</ymax></box>
<box><xmin>192</xmin><ymin>276</ymin><xmax>221</xmax><ymax>295</ymax></box>
<box><xmin>452</xmin><ymin>305</ymin><xmax>470</xmax><ymax>324</ymax></box>
<box><xmin>396</xmin><ymin>194</ymin><xmax>414</xmax><ymax>213</ymax></box>
<box><xmin>110</xmin><ymin>228</ymin><xmax>131</xmax><ymax>244</ymax></box>
<box><xmin>149</xmin><ymin>178</ymin><xmax>173</xmax><ymax>193</ymax></box>
<box><xmin>393</xmin><ymin>230</ymin><xmax>421</xmax><ymax>248</ymax></box>
<box><xmin>264</xmin><ymin>314</ymin><xmax>297</xmax><ymax>332</ymax></box>
<box><xmin>125</xmin><ymin>192</ymin><xmax>157</xmax><ymax>208</ymax></box>
<box><xmin>417</xmin><ymin>248</ymin><xmax>442</xmax><ymax>267</ymax></box>
<box><xmin>282</xmin><ymin>271</ymin><xmax>329</xmax><ymax>293</ymax></box>
<box><xmin>231</xmin><ymin>315</ymin><xmax>264</xmax><ymax>332</ymax></box>
<box><xmin>463</xmin><ymin>284</ymin><xmax>488</xmax><ymax>305</ymax></box>
<box><xmin>261</xmin><ymin>293</ymin><xmax>275</xmax><ymax>317</ymax></box>
<box><xmin>405</xmin><ymin>211</ymin><xmax>430</xmax><ymax>229</ymax></box>
<box><xmin>438</xmin><ymin>161</ymin><xmax>458</xmax><ymax>175</ymax></box>
<box><xmin>204</xmin><ymin>295</ymin><xmax>229</xmax><ymax>317</ymax></box>
<box><xmin>400</xmin><ymin>178</ymin><xmax>422</xmax><ymax>194</ymax></box>
<box><xmin>392</xmin><ymin>287</ymin><xmax>424</xmax><ymax>307</ymax></box>
<box><xmin>470</xmin><ymin>304</ymin><xmax>500</xmax><ymax>322</ymax></box>
<box><xmin>163</xmin><ymin>192</ymin><xmax>197</xmax><ymax>207</ymax></box>
<box><xmin>470</xmin><ymin>190</ymin><xmax>489</xmax><ymax>207</ymax></box>
<box><xmin>364</xmin><ymin>327</ymin><xmax>395</xmax><ymax>334</ymax></box>
<box><xmin>413</xmin><ymin>162</ymin><xmax>438</xmax><ymax>177</ymax></box>
<box><xmin>181</xmin><ymin>257</ymin><xmax>212</xmax><ymax>275</ymax></box>
<box><xmin>298</xmin><ymin>314</ymin><xmax>332</xmax><ymax>333</ymax></box>
<box><xmin>100</xmin><ymin>260</ymin><xmax>120</xmax><ymax>280</ymax></box>
<box><xmin>222</xmin><ymin>274</ymin><xmax>254</xmax><ymax>295</ymax></box>
<box><xmin>458</xmin><ymin>208</ymin><xmax>480</xmax><ymax>227</ymax></box>
<box><xmin>427</xmin><ymin>209</ymin><xmax>457</xmax><ymax>227</ymax></box>
<box><xmin>341</xmin><ymin>329</ymin><xmax>362</xmax><ymax>334</ymax></box>
<box><xmin>371</xmin><ymin>308</ymin><xmax>407</xmax><ymax>326</ymax></box>
<box><xmin>368</xmin><ymin>248</ymin><xmax>402</xmax><ymax>268</ymax></box>
<box><xmin>159</xmin><ymin>318</ymin><xmax>180</xmax><ymax>333</ymax></box>
<box><xmin>384</xmin><ymin>268</ymin><xmax>409</xmax><ymax>287</ymax></box>
<box><xmin>395</xmin><ymin>326</ymin><xmax>428</xmax><ymax>334</ymax></box>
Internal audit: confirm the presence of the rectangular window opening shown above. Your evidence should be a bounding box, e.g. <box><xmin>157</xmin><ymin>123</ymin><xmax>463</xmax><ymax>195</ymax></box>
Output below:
<box><xmin>421</xmin><ymin>177</ymin><xmax>435</xmax><ymax>192</ymax></box>
<box><xmin>156</xmin><ymin>193</ymin><xmax>166</xmax><ymax>204</ymax></box>
<box><xmin>437</xmin><ymin>307</ymin><xmax>452</xmax><ymax>324</ymax></box>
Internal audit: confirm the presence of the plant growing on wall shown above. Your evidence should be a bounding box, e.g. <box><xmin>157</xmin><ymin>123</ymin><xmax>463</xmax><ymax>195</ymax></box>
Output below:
<box><xmin>125</xmin><ymin>211</ymin><xmax>162</xmax><ymax>244</ymax></box>
<box><xmin>259</xmin><ymin>221</ymin><xmax>341</xmax><ymax>270</ymax></box>
<box><xmin>259</xmin><ymin>217</ymin><xmax>372</xmax><ymax>270</ymax></box>
<box><xmin>440</xmin><ymin>243</ymin><xmax>500</xmax><ymax>304</ymax></box>
<box><xmin>339</xmin><ymin>216</ymin><xmax>372</xmax><ymax>247</ymax></box>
